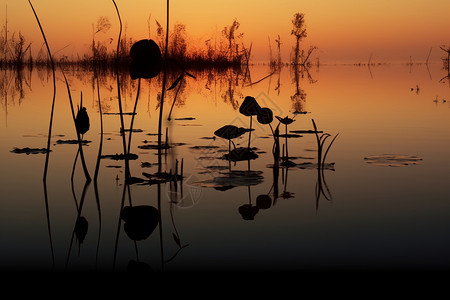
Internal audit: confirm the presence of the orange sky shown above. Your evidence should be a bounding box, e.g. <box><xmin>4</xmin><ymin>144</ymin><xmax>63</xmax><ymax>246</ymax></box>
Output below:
<box><xmin>1</xmin><ymin>0</ymin><xmax>450</xmax><ymax>64</ymax></box>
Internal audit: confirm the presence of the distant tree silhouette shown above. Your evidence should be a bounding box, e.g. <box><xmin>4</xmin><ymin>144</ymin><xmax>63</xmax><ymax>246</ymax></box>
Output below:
<box><xmin>291</xmin><ymin>12</ymin><xmax>317</xmax><ymax>67</ymax></box>
<box><xmin>440</xmin><ymin>45</ymin><xmax>450</xmax><ymax>73</ymax></box>
<box><xmin>291</xmin><ymin>13</ymin><xmax>307</xmax><ymax>66</ymax></box>
<box><xmin>440</xmin><ymin>45</ymin><xmax>450</xmax><ymax>83</ymax></box>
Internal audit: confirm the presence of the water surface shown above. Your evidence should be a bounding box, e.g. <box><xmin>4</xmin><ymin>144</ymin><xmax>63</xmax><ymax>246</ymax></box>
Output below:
<box><xmin>1</xmin><ymin>63</ymin><xmax>450</xmax><ymax>272</ymax></box>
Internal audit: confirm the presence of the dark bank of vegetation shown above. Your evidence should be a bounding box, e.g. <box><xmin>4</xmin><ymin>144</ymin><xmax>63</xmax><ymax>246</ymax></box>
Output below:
<box><xmin>0</xmin><ymin>17</ymin><xmax>250</xmax><ymax>72</ymax></box>
<box><xmin>0</xmin><ymin>10</ymin><xmax>318</xmax><ymax>73</ymax></box>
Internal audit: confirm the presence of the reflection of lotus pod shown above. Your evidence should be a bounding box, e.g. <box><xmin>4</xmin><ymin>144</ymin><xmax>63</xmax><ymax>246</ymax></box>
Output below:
<box><xmin>239</xmin><ymin>96</ymin><xmax>261</xmax><ymax>116</ymax></box>
<box><xmin>121</xmin><ymin>205</ymin><xmax>159</xmax><ymax>241</ymax></box>
<box><xmin>75</xmin><ymin>216</ymin><xmax>88</xmax><ymax>243</ymax></box>
<box><xmin>130</xmin><ymin>39</ymin><xmax>162</xmax><ymax>80</ymax></box>
<box><xmin>256</xmin><ymin>107</ymin><xmax>273</xmax><ymax>124</ymax></box>
<box><xmin>256</xmin><ymin>194</ymin><xmax>272</xmax><ymax>209</ymax></box>
<box><xmin>238</xmin><ymin>204</ymin><xmax>259</xmax><ymax>220</ymax></box>
<box><xmin>75</xmin><ymin>107</ymin><xmax>90</xmax><ymax>135</ymax></box>
<box><xmin>214</xmin><ymin>125</ymin><xmax>247</xmax><ymax>140</ymax></box>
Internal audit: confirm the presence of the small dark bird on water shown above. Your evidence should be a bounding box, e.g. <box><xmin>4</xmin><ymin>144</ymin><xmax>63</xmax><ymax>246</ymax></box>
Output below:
<box><xmin>75</xmin><ymin>106</ymin><xmax>90</xmax><ymax>136</ymax></box>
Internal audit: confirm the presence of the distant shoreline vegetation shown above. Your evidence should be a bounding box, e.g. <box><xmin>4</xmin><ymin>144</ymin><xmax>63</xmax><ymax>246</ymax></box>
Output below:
<box><xmin>0</xmin><ymin>17</ymin><xmax>255</xmax><ymax>72</ymax></box>
<box><xmin>0</xmin><ymin>12</ymin><xmax>323</xmax><ymax>72</ymax></box>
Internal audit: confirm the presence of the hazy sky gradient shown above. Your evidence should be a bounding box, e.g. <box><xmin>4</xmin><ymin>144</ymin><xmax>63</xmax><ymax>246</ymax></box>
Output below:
<box><xmin>1</xmin><ymin>0</ymin><xmax>450</xmax><ymax>63</ymax></box>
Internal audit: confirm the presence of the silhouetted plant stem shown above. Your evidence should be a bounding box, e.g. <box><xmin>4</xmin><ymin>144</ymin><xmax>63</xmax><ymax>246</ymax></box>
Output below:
<box><xmin>158</xmin><ymin>0</ymin><xmax>170</xmax><ymax>173</ymax></box>
<box><xmin>28</xmin><ymin>0</ymin><xmax>55</xmax><ymax>182</ymax></box>
<box><xmin>157</xmin><ymin>183</ymin><xmax>164</xmax><ymax>271</ymax></box>
<box><xmin>26</xmin><ymin>0</ymin><xmax>56</xmax><ymax>264</ymax></box>
<box><xmin>167</xmin><ymin>77</ymin><xmax>182</xmax><ymax>121</ymax></box>
<box><xmin>247</xmin><ymin>115</ymin><xmax>252</xmax><ymax>149</ymax></box>
<box><xmin>112</xmin><ymin>0</ymin><xmax>130</xmax><ymax>179</ymax></box>
<box><xmin>284</xmin><ymin>123</ymin><xmax>288</xmax><ymax>162</ymax></box>
<box><xmin>93</xmin><ymin>179</ymin><xmax>102</xmax><ymax>269</ymax></box>
<box><xmin>94</xmin><ymin>75</ymin><xmax>103</xmax><ymax>181</ymax></box>
<box><xmin>113</xmin><ymin>180</ymin><xmax>127</xmax><ymax>271</ymax></box>
<box><xmin>127</xmin><ymin>77</ymin><xmax>141</xmax><ymax>156</ymax></box>
<box><xmin>64</xmin><ymin>75</ymin><xmax>91</xmax><ymax>182</ymax></box>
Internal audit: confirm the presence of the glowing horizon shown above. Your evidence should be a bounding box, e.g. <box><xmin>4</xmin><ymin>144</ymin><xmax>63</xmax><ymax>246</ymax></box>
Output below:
<box><xmin>1</xmin><ymin>0</ymin><xmax>450</xmax><ymax>64</ymax></box>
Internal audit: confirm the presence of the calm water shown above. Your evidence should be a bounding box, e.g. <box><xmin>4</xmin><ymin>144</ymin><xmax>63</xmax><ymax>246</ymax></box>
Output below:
<box><xmin>1</xmin><ymin>62</ymin><xmax>450</xmax><ymax>272</ymax></box>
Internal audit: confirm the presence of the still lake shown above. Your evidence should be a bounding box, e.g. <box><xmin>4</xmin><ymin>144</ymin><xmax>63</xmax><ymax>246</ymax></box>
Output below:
<box><xmin>1</xmin><ymin>62</ymin><xmax>450</xmax><ymax>272</ymax></box>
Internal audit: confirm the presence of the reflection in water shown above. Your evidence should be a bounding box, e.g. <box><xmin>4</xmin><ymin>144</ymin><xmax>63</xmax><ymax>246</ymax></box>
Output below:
<box><xmin>4</xmin><ymin>52</ymin><xmax>450</xmax><ymax>271</ymax></box>
<box><xmin>2</xmin><ymin>60</ymin><xmax>343</xmax><ymax>270</ymax></box>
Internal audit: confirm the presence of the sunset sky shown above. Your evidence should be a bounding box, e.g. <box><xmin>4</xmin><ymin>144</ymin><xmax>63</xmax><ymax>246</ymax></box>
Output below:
<box><xmin>1</xmin><ymin>0</ymin><xmax>450</xmax><ymax>64</ymax></box>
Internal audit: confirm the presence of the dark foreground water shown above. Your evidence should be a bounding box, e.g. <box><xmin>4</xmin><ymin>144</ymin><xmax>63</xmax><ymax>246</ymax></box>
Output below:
<box><xmin>1</xmin><ymin>63</ymin><xmax>450</xmax><ymax>272</ymax></box>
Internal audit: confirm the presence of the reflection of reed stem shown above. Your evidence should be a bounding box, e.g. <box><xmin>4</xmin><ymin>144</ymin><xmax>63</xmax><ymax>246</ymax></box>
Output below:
<box><xmin>42</xmin><ymin>180</ymin><xmax>55</xmax><ymax>270</ymax></box>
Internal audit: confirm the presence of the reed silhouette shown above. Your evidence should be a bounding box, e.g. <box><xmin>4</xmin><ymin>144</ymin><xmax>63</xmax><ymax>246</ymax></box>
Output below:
<box><xmin>64</xmin><ymin>77</ymin><xmax>91</xmax><ymax>182</ymax></box>
<box><xmin>27</xmin><ymin>0</ymin><xmax>56</xmax><ymax>182</ymax></box>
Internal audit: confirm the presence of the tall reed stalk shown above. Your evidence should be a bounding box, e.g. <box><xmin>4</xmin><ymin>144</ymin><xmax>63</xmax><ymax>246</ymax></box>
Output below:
<box><xmin>112</xmin><ymin>0</ymin><xmax>130</xmax><ymax>179</ymax></box>
<box><xmin>158</xmin><ymin>0</ymin><xmax>170</xmax><ymax>174</ymax></box>
<box><xmin>27</xmin><ymin>0</ymin><xmax>55</xmax><ymax>181</ymax></box>
<box><xmin>94</xmin><ymin>75</ymin><xmax>103</xmax><ymax>181</ymax></box>
<box><xmin>63</xmin><ymin>76</ymin><xmax>91</xmax><ymax>182</ymax></box>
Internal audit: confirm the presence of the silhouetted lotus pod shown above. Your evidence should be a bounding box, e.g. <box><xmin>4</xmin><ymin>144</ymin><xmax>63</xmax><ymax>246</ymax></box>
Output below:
<box><xmin>256</xmin><ymin>194</ymin><xmax>272</xmax><ymax>209</ymax></box>
<box><xmin>121</xmin><ymin>205</ymin><xmax>159</xmax><ymax>241</ymax></box>
<box><xmin>75</xmin><ymin>216</ymin><xmax>88</xmax><ymax>243</ymax></box>
<box><xmin>276</xmin><ymin>115</ymin><xmax>295</xmax><ymax>125</ymax></box>
<box><xmin>239</xmin><ymin>96</ymin><xmax>261</xmax><ymax>116</ymax></box>
<box><xmin>75</xmin><ymin>107</ymin><xmax>90</xmax><ymax>135</ymax></box>
<box><xmin>257</xmin><ymin>107</ymin><xmax>273</xmax><ymax>124</ymax></box>
<box><xmin>130</xmin><ymin>39</ymin><xmax>162</xmax><ymax>80</ymax></box>
<box><xmin>238</xmin><ymin>204</ymin><xmax>259</xmax><ymax>220</ymax></box>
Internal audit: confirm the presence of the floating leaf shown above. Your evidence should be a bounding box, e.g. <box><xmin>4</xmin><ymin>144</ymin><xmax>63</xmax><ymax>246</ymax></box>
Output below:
<box><xmin>100</xmin><ymin>153</ymin><xmax>138</xmax><ymax>160</ymax></box>
<box><xmin>56</xmin><ymin>139</ymin><xmax>91</xmax><ymax>145</ymax></box>
<box><xmin>10</xmin><ymin>147</ymin><xmax>49</xmax><ymax>155</ymax></box>
<box><xmin>224</xmin><ymin>147</ymin><xmax>259</xmax><ymax>161</ymax></box>
<box><xmin>175</xmin><ymin>117</ymin><xmax>195</xmax><ymax>120</ymax></box>
<box><xmin>214</xmin><ymin>125</ymin><xmax>248</xmax><ymax>140</ymax></box>
<box><xmin>193</xmin><ymin>170</ymin><xmax>264</xmax><ymax>189</ymax></box>
<box><xmin>364</xmin><ymin>154</ymin><xmax>422</xmax><ymax>167</ymax></box>
<box><xmin>290</xmin><ymin>130</ymin><xmax>323</xmax><ymax>134</ymax></box>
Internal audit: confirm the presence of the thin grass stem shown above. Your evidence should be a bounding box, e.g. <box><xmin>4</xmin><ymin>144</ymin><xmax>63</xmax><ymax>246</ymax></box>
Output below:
<box><xmin>27</xmin><ymin>0</ymin><xmax>56</xmax><ymax>182</ymax></box>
